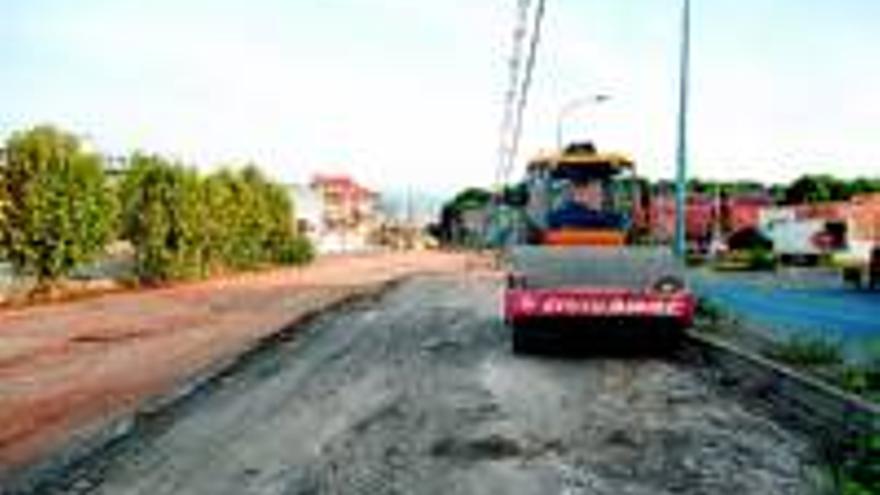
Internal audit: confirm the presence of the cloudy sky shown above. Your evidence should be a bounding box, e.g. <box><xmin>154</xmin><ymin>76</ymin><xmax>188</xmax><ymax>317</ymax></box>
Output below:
<box><xmin>1</xmin><ymin>0</ymin><xmax>878</xmax><ymax>193</ymax></box>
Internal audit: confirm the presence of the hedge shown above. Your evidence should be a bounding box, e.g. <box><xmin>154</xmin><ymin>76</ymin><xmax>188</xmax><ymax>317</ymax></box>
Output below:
<box><xmin>1</xmin><ymin>125</ymin><xmax>313</xmax><ymax>289</ymax></box>
<box><xmin>0</xmin><ymin>125</ymin><xmax>117</xmax><ymax>286</ymax></box>
<box><xmin>119</xmin><ymin>154</ymin><xmax>208</xmax><ymax>283</ymax></box>
<box><xmin>119</xmin><ymin>157</ymin><xmax>311</xmax><ymax>284</ymax></box>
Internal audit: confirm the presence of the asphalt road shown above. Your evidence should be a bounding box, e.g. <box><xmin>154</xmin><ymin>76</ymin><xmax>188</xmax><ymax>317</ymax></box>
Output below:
<box><xmin>691</xmin><ymin>268</ymin><xmax>880</xmax><ymax>355</ymax></box>
<box><xmin>33</xmin><ymin>274</ymin><xmax>817</xmax><ymax>495</ymax></box>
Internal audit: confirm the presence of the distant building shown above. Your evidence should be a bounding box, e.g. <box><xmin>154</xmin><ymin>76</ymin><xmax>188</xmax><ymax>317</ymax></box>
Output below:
<box><xmin>846</xmin><ymin>194</ymin><xmax>880</xmax><ymax>260</ymax></box>
<box><xmin>649</xmin><ymin>193</ymin><xmax>715</xmax><ymax>245</ymax></box>
<box><xmin>286</xmin><ymin>174</ymin><xmax>380</xmax><ymax>253</ymax></box>
<box><xmin>758</xmin><ymin>194</ymin><xmax>880</xmax><ymax>263</ymax></box>
<box><xmin>310</xmin><ymin>174</ymin><xmax>379</xmax><ymax>231</ymax></box>
<box><xmin>285</xmin><ymin>183</ymin><xmax>324</xmax><ymax>238</ymax></box>
<box><xmin>649</xmin><ymin>192</ymin><xmax>773</xmax><ymax>249</ymax></box>
<box><xmin>726</xmin><ymin>193</ymin><xmax>774</xmax><ymax>233</ymax></box>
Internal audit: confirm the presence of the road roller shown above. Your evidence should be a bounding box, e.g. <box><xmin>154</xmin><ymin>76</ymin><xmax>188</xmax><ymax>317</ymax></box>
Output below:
<box><xmin>504</xmin><ymin>142</ymin><xmax>695</xmax><ymax>353</ymax></box>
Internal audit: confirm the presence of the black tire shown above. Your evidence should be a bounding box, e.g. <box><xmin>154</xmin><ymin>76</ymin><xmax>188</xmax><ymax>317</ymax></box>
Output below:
<box><xmin>511</xmin><ymin>325</ymin><xmax>533</xmax><ymax>355</ymax></box>
<box><xmin>659</xmin><ymin>325</ymin><xmax>685</xmax><ymax>353</ymax></box>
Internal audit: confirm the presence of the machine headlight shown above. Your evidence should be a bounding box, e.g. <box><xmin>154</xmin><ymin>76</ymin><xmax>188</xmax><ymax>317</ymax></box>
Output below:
<box><xmin>652</xmin><ymin>276</ymin><xmax>685</xmax><ymax>294</ymax></box>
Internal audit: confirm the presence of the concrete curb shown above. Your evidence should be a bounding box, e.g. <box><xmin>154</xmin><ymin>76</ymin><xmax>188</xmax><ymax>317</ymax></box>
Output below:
<box><xmin>683</xmin><ymin>331</ymin><xmax>879</xmax><ymax>471</ymax></box>
<box><xmin>3</xmin><ymin>280</ymin><xmax>400</xmax><ymax>494</ymax></box>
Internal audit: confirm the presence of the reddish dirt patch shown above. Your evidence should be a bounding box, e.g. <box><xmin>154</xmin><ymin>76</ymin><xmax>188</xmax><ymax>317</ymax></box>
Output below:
<box><xmin>0</xmin><ymin>251</ymin><xmax>487</xmax><ymax>482</ymax></box>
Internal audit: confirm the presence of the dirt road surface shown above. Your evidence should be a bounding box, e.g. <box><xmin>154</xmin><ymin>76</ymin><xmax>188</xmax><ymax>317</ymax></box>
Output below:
<box><xmin>0</xmin><ymin>252</ymin><xmax>483</xmax><ymax>487</ymax></box>
<box><xmin>31</xmin><ymin>274</ymin><xmax>818</xmax><ymax>495</ymax></box>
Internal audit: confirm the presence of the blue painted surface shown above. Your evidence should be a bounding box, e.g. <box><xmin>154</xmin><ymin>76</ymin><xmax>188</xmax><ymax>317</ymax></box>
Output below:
<box><xmin>690</xmin><ymin>269</ymin><xmax>880</xmax><ymax>358</ymax></box>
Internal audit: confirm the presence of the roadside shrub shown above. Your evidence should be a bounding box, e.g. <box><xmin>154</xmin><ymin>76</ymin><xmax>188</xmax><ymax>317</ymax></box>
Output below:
<box><xmin>200</xmin><ymin>171</ymin><xmax>237</xmax><ymax>272</ymax></box>
<box><xmin>121</xmin><ymin>159</ymin><xmax>306</xmax><ymax>283</ymax></box>
<box><xmin>204</xmin><ymin>166</ymin><xmax>299</xmax><ymax>270</ymax></box>
<box><xmin>685</xmin><ymin>252</ymin><xmax>708</xmax><ymax>267</ymax></box>
<box><xmin>0</xmin><ymin>125</ymin><xmax>116</xmax><ymax>287</ymax></box>
<box><xmin>695</xmin><ymin>298</ymin><xmax>724</xmax><ymax>322</ymax></box>
<box><xmin>225</xmin><ymin>167</ymin><xmax>270</xmax><ymax>268</ymax></box>
<box><xmin>713</xmin><ymin>248</ymin><xmax>777</xmax><ymax>272</ymax></box>
<box><xmin>118</xmin><ymin>154</ymin><xmax>207</xmax><ymax>283</ymax></box>
<box><xmin>768</xmin><ymin>336</ymin><xmax>844</xmax><ymax>367</ymax></box>
<box><xmin>838</xmin><ymin>475</ymin><xmax>878</xmax><ymax>495</ymax></box>
<box><xmin>834</xmin><ymin>432</ymin><xmax>880</xmax><ymax>495</ymax></box>
<box><xmin>836</xmin><ymin>364</ymin><xmax>880</xmax><ymax>401</ymax></box>
<box><xmin>257</xmin><ymin>169</ymin><xmax>302</xmax><ymax>264</ymax></box>
<box><xmin>746</xmin><ymin>248</ymin><xmax>777</xmax><ymax>270</ymax></box>
<box><xmin>275</xmin><ymin>235</ymin><xmax>315</xmax><ymax>265</ymax></box>
<box><xmin>694</xmin><ymin>298</ymin><xmax>727</xmax><ymax>334</ymax></box>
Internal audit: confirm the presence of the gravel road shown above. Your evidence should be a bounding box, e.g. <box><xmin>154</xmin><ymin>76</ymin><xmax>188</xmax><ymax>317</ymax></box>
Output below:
<box><xmin>33</xmin><ymin>274</ymin><xmax>819</xmax><ymax>495</ymax></box>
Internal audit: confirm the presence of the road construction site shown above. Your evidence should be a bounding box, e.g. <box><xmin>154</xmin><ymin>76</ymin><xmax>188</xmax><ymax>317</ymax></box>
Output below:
<box><xmin>0</xmin><ymin>252</ymin><xmax>483</xmax><ymax>492</ymax></box>
<box><xmin>13</xmin><ymin>267</ymin><xmax>824</xmax><ymax>495</ymax></box>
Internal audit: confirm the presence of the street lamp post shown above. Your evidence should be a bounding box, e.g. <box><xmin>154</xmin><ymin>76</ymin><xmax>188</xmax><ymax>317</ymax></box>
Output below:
<box><xmin>673</xmin><ymin>0</ymin><xmax>691</xmax><ymax>259</ymax></box>
<box><xmin>555</xmin><ymin>94</ymin><xmax>611</xmax><ymax>151</ymax></box>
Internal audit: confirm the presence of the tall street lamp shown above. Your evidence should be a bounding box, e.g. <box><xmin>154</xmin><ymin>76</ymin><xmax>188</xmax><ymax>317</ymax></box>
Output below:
<box><xmin>556</xmin><ymin>94</ymin><xmax>611</xmax><ymax>151</ymax></box>
<box><xmin>674</xmin><ymin>0</ymin><xmax>691</xmax><ymax>259</ymax></box>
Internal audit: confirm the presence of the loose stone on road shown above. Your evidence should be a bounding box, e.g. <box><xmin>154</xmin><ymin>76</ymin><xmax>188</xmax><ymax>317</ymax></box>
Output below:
<box><xmin>38</xmin><ymin>274</ymin><xmax>818</xmax><ymax>495</ymax></box>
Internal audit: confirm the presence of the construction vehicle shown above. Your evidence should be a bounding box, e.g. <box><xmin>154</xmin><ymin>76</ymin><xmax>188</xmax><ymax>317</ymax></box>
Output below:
<box><xmin>504</xmin><ymin>143</ymin><xmax>695</xmax><ymax>353</ymax></box>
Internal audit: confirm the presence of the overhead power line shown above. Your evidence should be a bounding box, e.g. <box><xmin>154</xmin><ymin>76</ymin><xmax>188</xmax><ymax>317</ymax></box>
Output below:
<box><xmin>496</xmin><ymin>0</ymin><xmax>532</xmax><ymax>188</ymax></box>
<box><xmin>505</xmin><ymin>0</ymin><xmax>546</xmax><ymax>184</ymax></box>
<box><xmin>496</xmin><ymin>0</ymin><xmax>547</xmax><ymax>187</ymax></box>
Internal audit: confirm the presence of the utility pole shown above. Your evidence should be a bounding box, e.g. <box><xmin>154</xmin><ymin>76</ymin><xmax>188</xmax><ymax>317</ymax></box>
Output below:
<box><xmin>674</xmin><ymin>0</ymin><xmax>691</xmax><ymax>258</ymax></box>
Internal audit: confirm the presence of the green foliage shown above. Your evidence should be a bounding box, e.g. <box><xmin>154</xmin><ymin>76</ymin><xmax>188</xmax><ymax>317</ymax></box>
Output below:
<box><xmin>768</xmin><ymin>336</ymin><xmax>844</xmax><ymax>367</ymax></box>
<box><xmin>118</xmin><ymin>154</ymin><xmax>207</xmax><ymax>283</ymax></box>
<box><xmin>838</xmin><ymin>366</ymin><xmax>871</xmax><ymax>395</ymax></box>
<box><xmin>849</xmin><ymin>177</ymin><xmax>880</xmax><ymax>196</ymax></box>
<box><xmin>120</xmin><ymin>157</ymin><xmax>311</xmax><ymax>283</ymax></box>
<box><xmin>0</xmin><ymin>125</ymin><xmax>311</xmax><ymax>287</ymax></box>
<box><xmin>449</xmin><ymin>187</ymin><xmax>492</xmax><ymax>212</ymax></box>
<box><xmin>833</xmin><ymin>432</ymin><xmax>880</xmax><ymax>495</ymax></box>
<box><xmin>0</xmin><ymin>125</ymin><xmax>117</xmax><ymax>284</ymax></box>
<box><xmin>433</xmin><ymin>187</ymin><xmax>494</xmax><ymax>246</ymax></box>
<box><xmin>714</xmin><ymin>248</ymin><xmax>777</xmax><ymax>272</ymax></box>
<box><xmin>784</xmin><ymin>175</ymin><xmax>842</xmax><ymax>204</ymax></box>
<box><xmin>745</xmin><ymin>248</ymin><xmax>777</xmax><ymax>270</ymax></box>
<box><xmin>203</xmin><ymin>166</ymin><xmax>301</xmax><ymax>270</ymax></box>
<box><xmin>835</xmin><ymin>359</ymin><xmax>880</xmax><ymax>402</ymax></box>
<box><xmin>668</xmin><ymin>175</ymin><xmax>880</xmax><ymax>204</ymax></box>
<box><xmin>767</xmin><ymin>184</ymin><xmax>787</xmax><ymax>203</ymax></box>
<box><xmin>839</xmin><ymin>477</ymin><xmax>878</xmax><ymax>495</ymax></box>
<box><xmin>694</xmin><ymin>298</ymin><xmax>728</xmax><ymax>334</ymax></box>
<box><xmin>501</xmin><ymin>183</ymin><xmax>528</xmax><ymax>207</ymax></box>
<box><xmin>275</xmin><ymin>235</ymin><xmax>315</xmax><ymax>265</ymax></box>
<box><xmin>687</xmin><ymin>179</ymin><xmax>765</xmax><ymax>195</ymax></box>
<box><xmin>695</xmin><ymin>298</ymin><xmax>724</xmax><ymax>323</ymax></box>
<box><xmin>201</xmin><ymin>170</ymin><xmax>238</xmax><ymax>272</ymax></box>
<box><xmin>782</xmin><ymin>174</ymin><xmax>880</xmax><ymax>204</ymax></box>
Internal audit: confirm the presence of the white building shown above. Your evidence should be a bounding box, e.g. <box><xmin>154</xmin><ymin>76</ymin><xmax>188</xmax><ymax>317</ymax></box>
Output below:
<box><xmin>286</xmin><ymin>183</ymin><xmax>324</xmax><ymax>239</ymax></box>
<box><xmin>285</xmin><ymin>175</ymin><xmax>381</xmax><ymax>254</ymax></box>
